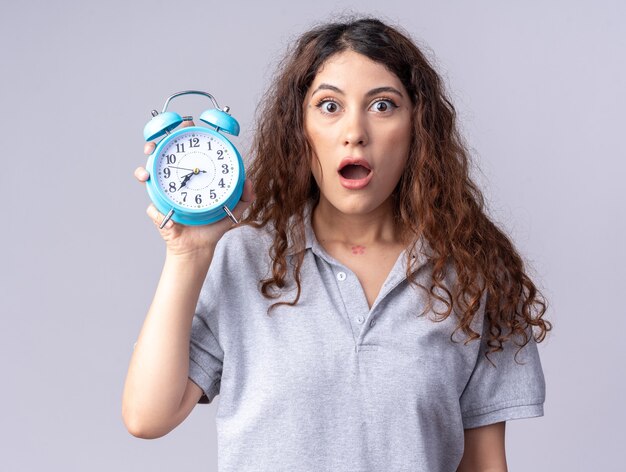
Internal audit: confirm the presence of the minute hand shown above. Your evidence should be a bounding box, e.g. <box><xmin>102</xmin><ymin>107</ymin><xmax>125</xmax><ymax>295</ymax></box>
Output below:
<box><xmin>168</xmin><ymin>165</ymin><xmax>207</xmax><ymax>173</ymax></box>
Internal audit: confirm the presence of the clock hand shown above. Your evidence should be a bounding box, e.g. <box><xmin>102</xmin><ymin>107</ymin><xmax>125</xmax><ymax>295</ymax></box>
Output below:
<box><xmin>178</xmin><ymin>172</ymin><xmax>194</xmax><ymax>190</ymax></box>
<box><xmin>168</xmin><ymin>165</ymin><xmax>207</xmax><ymax>173</ymax></box>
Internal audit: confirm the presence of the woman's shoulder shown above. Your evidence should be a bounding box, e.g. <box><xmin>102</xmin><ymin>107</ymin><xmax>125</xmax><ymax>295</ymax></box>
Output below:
<box><xmin>220</xmin><ymin>222</ymin><xmax>273</xmax><ymax>247</ymax></box>
<box><xmin>212</xmin><ymin>222</ymin><xmax>274</xmax><ymax>268</ymax></box>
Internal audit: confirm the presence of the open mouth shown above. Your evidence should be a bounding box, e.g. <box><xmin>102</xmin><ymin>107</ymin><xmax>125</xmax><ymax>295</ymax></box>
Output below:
<box><xmin>338</xmin><ymin>157</ymin><xmax>372</xmax><ymax>181</ymax></box>
<box><xmin>339</xmin><ymin>164</ymin><xmax>371</xmax><ymax>180</ymax></box>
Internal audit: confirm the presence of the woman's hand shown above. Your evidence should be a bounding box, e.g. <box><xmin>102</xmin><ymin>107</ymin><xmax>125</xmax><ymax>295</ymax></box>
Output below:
<box><xmin>134</xmin><ymin>121</ymin><xmax>254</xmax><ymax>259</ymax></box>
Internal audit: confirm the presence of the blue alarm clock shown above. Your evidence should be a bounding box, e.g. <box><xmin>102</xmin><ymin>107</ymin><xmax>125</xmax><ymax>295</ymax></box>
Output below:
<box><xmin>143</xmin><ymin>90</ymin><xmax>245</xmax><ymax>228</ymax></box>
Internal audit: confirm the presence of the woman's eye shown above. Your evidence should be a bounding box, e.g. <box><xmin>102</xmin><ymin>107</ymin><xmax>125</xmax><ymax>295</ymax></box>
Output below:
<box><xmin>320</xmin><ymin>100</ymin><xmax>339</xmax><ymax>114</ymax></box>
<box><xmin>370</xmin><ymin>99</ymin><xmax>396</xmax><ymax>112</ymax></box>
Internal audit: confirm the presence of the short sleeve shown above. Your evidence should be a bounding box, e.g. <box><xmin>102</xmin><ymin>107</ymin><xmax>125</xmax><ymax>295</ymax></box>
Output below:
<box><xmin>188</xmin><ymin>245</ymin><xmax>226</xmax><ymax>404</ymax></box>
<box><xmin>459</xmin><ymin>312</ymin><xmax>546</xmax><ymax>429</ymax></box>
<box><xmin>189</xmin><ymin>313</ymin><xmax>223</xmax><ymax>404</ymax></box>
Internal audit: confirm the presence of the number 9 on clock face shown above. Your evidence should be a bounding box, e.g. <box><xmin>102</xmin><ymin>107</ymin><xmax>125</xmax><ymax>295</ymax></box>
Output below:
<box><xmin>146</xmin><ymin>125</ymin><xmax>245</xmax><ymax>226</ymax></box>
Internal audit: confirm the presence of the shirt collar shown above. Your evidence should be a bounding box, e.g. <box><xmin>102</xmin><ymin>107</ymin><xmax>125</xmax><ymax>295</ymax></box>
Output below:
<box><xmin>303</xmin><ymin>202</ymin><xmax>315</xmax><ymax>250</ymax></box>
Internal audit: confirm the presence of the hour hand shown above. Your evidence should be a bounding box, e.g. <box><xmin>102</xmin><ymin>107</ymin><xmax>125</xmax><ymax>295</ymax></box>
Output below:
<box><xmin>178</xmin><ymin>172</ymin><xmax>193</xmax><ymax>190</ymax></box>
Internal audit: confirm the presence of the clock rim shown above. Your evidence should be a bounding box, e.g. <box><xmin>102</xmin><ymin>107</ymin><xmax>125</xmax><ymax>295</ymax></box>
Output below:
<box><xmin>145</xmin><ymin>125</ymin><xmax>245</xmax><ymax>225</ymax></box>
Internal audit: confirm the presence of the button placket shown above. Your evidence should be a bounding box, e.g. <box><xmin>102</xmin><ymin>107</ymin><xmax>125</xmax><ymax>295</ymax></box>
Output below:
<box><xmin>333</xmin><ymin>268</ymin><xmax>370</xmax><ymax>337</ymax></box>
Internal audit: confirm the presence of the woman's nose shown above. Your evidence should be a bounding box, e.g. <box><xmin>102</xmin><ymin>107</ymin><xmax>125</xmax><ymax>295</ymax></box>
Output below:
<box><xmin>343</xmin><ymin>111</ymin><xmax>368</xmax><ymax>147</ymax></box>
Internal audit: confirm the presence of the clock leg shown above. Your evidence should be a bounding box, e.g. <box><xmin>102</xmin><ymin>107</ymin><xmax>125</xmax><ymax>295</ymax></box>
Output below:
<box><xmin>222</xmin><ymin>205</ymin><xmax>239</xmax><ymax>224</ymax></box>
<box><xmin>159</xmin><ymin>208</ymin><xmax>175</xmax><ymax>229</ymax></box>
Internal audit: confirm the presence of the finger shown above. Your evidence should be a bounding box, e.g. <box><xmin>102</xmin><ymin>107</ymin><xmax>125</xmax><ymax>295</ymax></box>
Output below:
<box><xmin>134</xmin><ymin>167</ymin><xmax>149</xmax><ymax>182</ymax></box>
<box><xmin>181</xmin><ymin>120</ymin><xmax>196</xmax><ymax>128</ymax></box>
<box><xmin>240</xmin><ymin>179</ymin><xmax>255</xmax><ymax>203</ymax></box>
<box><xmin>144</xmin><ymin>141</ymin><xmax>156</xmax><ymax>155</ymax></box>
<box><xmin>146</xmin><ymin>204</ymin><xmax>173</xmax><ymax>229</ymax></box>
<box><xmin>229</xmin><ymin>180</ymin><xmax>255</xmax><ymax>222</ymax></box>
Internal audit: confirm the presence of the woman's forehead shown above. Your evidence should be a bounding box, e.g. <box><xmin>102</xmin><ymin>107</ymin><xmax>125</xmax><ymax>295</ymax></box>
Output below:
<box><xmin>309</xmin><ymin>50</ymin><xmax>406</xmax><ymax>97</ymax></box>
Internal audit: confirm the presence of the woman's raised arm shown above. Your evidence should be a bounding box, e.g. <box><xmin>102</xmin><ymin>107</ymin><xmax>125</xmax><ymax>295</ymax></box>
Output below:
<box><xmin>122</xmin><ymin>130</ymin><xmax>254</xmax><ymax>438</ymax></box>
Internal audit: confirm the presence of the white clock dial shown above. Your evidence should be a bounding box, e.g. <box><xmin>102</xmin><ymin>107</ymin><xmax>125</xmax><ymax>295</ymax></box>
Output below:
<box><xmin>155</xmin><ymin>130</ymin><xmax>239</xmax><ymax>209</ymax></box>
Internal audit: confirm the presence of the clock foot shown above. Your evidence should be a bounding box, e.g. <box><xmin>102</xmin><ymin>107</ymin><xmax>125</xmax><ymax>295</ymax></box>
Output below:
<box><xmin>159</xmin><ymin>208</ymin><xmax>175</xmax><ymax>229</ymax></box>
<box><xmin>223</xmin><ymin>205</ymin><xmax>239</xmax><ymax>224</ymax></box>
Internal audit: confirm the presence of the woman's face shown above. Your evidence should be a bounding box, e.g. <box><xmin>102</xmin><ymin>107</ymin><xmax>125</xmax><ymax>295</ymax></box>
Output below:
<box><xmin>303</xmin><ymin>50</ymin><xmax>412</xmax><ymax>216</ymax></box>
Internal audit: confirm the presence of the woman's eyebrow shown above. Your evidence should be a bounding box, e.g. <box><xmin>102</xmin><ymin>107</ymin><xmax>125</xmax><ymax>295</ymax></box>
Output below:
<box><xmin>311</xmin><ymin>83</ymin><xmax>343</xmax><ymax>96</ymax></box>
<box><xmin>366</xmin><ymin>86</ymin><xmax>404</xmax><ymax>98</ymax></box>
<box><xmin>310</xmin><ymin>84</ymin><xmax>404</xmax><ymax>98</ymax></box>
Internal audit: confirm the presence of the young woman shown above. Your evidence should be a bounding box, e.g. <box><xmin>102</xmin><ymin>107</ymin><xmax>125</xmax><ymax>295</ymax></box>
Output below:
<box><xmin>123</xmin><ymin>17</ymin><xmax>551</xmax><ymax>472</ymax></box>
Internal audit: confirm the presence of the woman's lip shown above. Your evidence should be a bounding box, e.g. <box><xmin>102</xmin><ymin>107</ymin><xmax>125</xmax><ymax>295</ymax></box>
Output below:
<box><xmin>338</xmin><ymin>157</ymin><xmax>371</xmax><ymax>171</ymax></box>
<box><xmin>339</xmin><ymin>170</ymin><xmax>373</xmax><ymax>190</ymax></box>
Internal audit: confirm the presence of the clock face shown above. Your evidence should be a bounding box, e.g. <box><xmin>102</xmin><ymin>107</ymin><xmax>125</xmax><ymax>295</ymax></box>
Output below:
<box><xmin>154</xmin><ymin>129</ymin><xmax>239</xmax><ymax>210</ymax></box>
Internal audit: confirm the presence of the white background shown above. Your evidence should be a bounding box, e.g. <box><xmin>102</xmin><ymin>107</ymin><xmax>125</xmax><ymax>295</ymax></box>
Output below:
<box><xmin>1</xmin><ymin>0</ymin><xmax>624</xmax><ymax>470</ymax></box>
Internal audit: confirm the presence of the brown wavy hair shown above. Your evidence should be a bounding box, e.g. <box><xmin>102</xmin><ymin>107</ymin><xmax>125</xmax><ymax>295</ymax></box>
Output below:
<box><xmin>242</xmin><ymin>17</ymin><xmax>552</xmax><ymax>364</ymax></box>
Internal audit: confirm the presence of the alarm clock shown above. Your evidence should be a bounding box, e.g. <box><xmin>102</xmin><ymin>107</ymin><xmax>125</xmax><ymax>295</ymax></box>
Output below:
<box><xmin>143</xmin><ymin>90</ymin><xmax>245</xmax><ymax>228</ymax></box>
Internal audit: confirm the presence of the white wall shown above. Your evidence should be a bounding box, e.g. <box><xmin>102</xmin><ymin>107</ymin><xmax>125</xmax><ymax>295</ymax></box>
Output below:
<box><xmin>1</xmin><ymin>1</ymin><xmax>623</xmax><ymax>470</ymax></box>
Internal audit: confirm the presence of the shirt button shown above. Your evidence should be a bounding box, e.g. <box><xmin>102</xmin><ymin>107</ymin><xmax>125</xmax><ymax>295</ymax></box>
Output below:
<box><xmin>356</xmin><ymin>315</ymin><xmax>365</xmax><ymax>324</ymax></box>
<box><xmin>369</xmin><ymin>319</ymin><xmax>376</xmax><ymax>327</ymax></box>
<box><xmin>336</xmin><ymin>271</ymin><xmax>347</xmax><ymax>281</ymax></box>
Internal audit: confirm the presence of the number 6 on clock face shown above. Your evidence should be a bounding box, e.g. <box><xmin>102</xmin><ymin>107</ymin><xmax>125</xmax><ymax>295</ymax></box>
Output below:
<box><xmin>143</xmin><ymin>91</ymin><xmax>245</xmax><ymax>226</ymax></box>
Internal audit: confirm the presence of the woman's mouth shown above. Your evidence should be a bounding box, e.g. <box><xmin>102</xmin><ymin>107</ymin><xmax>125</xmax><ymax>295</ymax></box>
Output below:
<box><xmin>338</xmin><ymin>158</ymin><xmax>373</xmax><ymax>189</ymax></box>
<box><xmin>339</xmin><ymin>164</ymin><xmax>371</xmax><ymax>180</ymax></box>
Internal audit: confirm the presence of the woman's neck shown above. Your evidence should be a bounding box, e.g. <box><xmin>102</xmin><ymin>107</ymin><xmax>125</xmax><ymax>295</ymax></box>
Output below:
<box><xmin>311</xmin><ymin>196</ymin><xmax>404</xmax><ymax>247</ymax></box>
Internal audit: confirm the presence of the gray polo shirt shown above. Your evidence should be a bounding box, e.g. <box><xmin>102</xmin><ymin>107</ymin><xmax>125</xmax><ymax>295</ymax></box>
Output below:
<box><xmin>188</xmin><ymin>213</ymin><xmax>545</xmax><ymax>472</ymax></box>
